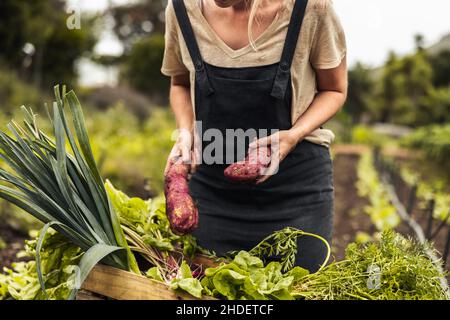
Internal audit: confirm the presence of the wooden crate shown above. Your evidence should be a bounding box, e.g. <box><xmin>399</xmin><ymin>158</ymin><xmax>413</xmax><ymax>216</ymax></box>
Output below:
<box><xmin>78</xmin><ymin>256</ymin><xmax>219</xmax><ymax>300</ymax></box>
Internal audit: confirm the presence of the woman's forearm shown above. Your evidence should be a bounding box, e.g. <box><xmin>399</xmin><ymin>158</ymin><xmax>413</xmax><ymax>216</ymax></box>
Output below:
<box><xmin>170</xmin><ymin>76</ymin><xmax>194</xmax><ymax>132</ymax></box>
<box><xmin>289</xmin><ymin>59</ymin><xmax>348</xmax><ymax>143</ymax></box>
<box><xmin>289</xmin><ymin>90</ymin><xmax>347</xmax><ymax>142</ymax></box>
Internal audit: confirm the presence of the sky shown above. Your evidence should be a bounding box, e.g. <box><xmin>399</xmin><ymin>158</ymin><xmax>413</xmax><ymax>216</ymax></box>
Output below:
<box><xmin>333</xmin><ymin>0</ymin><xmax>450</xmax><ymax>67</ymax></box>
<box><xmin>68</xmin><ymin>0</ymin><xmax>450</xmax><ymax>85</ymax></box>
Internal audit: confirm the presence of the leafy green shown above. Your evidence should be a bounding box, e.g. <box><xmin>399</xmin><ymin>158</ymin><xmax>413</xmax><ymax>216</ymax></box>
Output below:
<box><xmin>170</xmin><ymin>261</ymin><xmax>203</xmax><ymax>299</ymax></box>
<box><xmin>0</xmin><ymin>228</ymin><xmax>82</xmax><ymax>300</ymax></box>
<box><xmin>146</xmin><ymin>267</ymin><xmax>164</xmax><ymax>282</ymax></box>
<box><xmin>105</xmin><ymin>180</ymin><xmax>197</xmax><ymax>256</ymax></box>
<box><xmin>356</xmin><ymin>153</ymin><xmax>401</xmax><ymax>230</ymax></box>
<box><xmin>201</xmin><ymin>251</ymin><xmax>309</xmax><ymax>300</ymax></box>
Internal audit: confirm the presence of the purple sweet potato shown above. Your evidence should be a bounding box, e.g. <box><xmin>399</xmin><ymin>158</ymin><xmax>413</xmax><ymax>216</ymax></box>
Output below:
<box><xmin>166</xmin><ymin>162</ymin><xmax>189</xmax><ymax>181</ymax></box>
<box><xmin>165</xmin><ymin>176</ymin><xmax>189</xmax><ymax>194</ymax></box>
<box><xmin>164</xmin><ymin>161</ymin><xmax>198</xmax><ymax>235</ymax></box>
<box><xmin>224</xmin><ymin>146</ymin><xmax>271</xmax><ymax>183</ymax></box>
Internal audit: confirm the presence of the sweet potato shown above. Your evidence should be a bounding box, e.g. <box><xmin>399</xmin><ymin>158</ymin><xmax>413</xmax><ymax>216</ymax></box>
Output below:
<box><xmin>165</xmin><ymin>176</ymin><xmax>189</xmax><ymax>194</ymax></box>
<box><xmin>165</xmin><ymin>163</ymin><xmax>189</xmax><ymax>181</ymax></box>
<box><xmin>224</xmin><ymin>146</ymin><xmax>271</xmax><ymax>183</ymax></box>
<box><xmin>164</xmin><ymin>162</ymin><xmax>198</xmax><ymax>235</ymax></box>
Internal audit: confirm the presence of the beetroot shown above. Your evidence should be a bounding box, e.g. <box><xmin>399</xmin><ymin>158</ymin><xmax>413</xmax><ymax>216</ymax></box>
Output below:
<box><xmin>164</xmin><ymin>161</ymin><xmax>198</xmax><ymax>235</ymax></box>
<box><xmin>224</xmin><ymin>146</ymin><xmax>271</xmax><ymax>183</ymax></box>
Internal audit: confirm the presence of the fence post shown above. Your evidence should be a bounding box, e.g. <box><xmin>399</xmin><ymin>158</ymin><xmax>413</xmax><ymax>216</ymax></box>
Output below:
<box><xmin>406</xmin><ymin>184</ymin><xmax>417</xmax><ymax>216</ymax></box>
<box><xmin>425</xmin><ymin>199</ymin><xmax>436</xmax><ymax>239</ymax></box>
<box><xmin>373</xmin><ymin>147</ymin><xmax>381</xmax><ymax>170</ymax></box>
<box><xmin>431</xmin><ymin>210</ymin><xmax>450</xmax><ymax>240</ymax></box>
<box><xmin>443</xmin><ymin>228</ymin><xmax>450</xmax><ymax>269</ymax></box>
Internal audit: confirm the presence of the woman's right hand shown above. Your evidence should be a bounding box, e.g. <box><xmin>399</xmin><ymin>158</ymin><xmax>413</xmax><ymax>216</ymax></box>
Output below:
<box><xmin>164</xmin><ymin>129</ymin><xmax>195</xmax><ymax>176</ymax></box>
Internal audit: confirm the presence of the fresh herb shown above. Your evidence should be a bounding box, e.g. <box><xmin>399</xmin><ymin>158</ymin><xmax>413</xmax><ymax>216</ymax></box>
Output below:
<box><xmin>233</xmin><ymin>227</ymin><xmax>330</xmax><ymax>272</ymax></box>
<box><xmin>292</xmin><ymin>230</ymin><xmax>449</xmax><ymax>300</ymax></box>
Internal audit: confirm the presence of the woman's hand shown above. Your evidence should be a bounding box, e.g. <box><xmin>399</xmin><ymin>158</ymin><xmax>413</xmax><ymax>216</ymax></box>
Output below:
<box><xmin>164</xmin><ymin>129</ymin><xmax>194</xmax><ymax>176</ymax></box>
<box><xmin>249</xmin><ymin>129</ymin><xmax>301</xmax><ymax>184</ymax></box>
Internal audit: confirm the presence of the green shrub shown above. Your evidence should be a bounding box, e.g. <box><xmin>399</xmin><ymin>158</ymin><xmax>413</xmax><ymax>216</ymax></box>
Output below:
<box><xmin>0</xmin><ymin>67</ymin><xmax>43</xmax><ymax>114</ymax></box>
<box><xmin>87</xmin><ymin>105</ymin><xmax>175</xmax><ymax>196</ymax></box>
<box><xmin>351</xmin><ymin>125</ymin><xmax>386</xmax><ymax>147</ymax></box>
<box><xmin>121</xmin><ymin>34</ymin><xmax>169</xmax><ymax>102</ymax></box>
<box><xmin>402</xmin><ymin>125</ymin><xmax>450</xmax><ymax>169</ymax></box>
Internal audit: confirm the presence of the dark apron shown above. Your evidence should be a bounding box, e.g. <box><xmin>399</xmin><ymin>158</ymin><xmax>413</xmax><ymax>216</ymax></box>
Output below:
<box><xmin>173</xmin><ymin>0</ymin><xmax>333</xmax><ymax>272</ymax></box>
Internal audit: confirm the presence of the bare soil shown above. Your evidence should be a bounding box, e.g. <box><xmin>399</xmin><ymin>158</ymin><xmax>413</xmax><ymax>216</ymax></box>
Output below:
<box><xmin>332</xmin><ymin>154</ymin><xmax>373</xmax><ymax>261</ymax></box>
<box><xmin>0</xmin><ymin>225</ymin><xmax>28</xmax><ymax>269</ymax></box>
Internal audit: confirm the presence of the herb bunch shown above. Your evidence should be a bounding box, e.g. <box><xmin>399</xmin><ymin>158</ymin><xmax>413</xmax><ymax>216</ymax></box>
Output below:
<box><xmin>292</xmin><ymin>230</ymin><xmax>449</xmax><ymax>300</ymax></box>
<box><xmin>246</xmin><ymin>227</ymin><xmax>331</xmax><ymax>272</ymax></box>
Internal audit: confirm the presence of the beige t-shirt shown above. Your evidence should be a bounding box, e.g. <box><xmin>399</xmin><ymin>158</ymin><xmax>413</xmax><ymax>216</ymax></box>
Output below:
<box><xmin>161</xmin><ymin>0</ymin><xmax>346</xmax><ymax>147</ymax></box>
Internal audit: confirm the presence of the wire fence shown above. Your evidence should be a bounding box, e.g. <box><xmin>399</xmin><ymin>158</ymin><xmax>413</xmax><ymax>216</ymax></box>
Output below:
<box><xmin>372</xmin><ymin>148</ymin><xmax>450</xmax><ymax>269</ymax></box>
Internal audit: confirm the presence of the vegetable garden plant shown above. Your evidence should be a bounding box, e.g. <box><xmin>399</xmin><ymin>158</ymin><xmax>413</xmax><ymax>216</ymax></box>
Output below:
<box><xmin>0</xmin><ymin>87</ymin><xmax>448</xmax><ymax>300</ymax></box>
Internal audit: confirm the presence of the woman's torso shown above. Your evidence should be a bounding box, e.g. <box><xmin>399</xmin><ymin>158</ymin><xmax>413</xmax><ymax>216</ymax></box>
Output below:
<box><xmin>161</xmin><ymin>0</ymin><xmax>347</xmax><ymax>148</ymax></box>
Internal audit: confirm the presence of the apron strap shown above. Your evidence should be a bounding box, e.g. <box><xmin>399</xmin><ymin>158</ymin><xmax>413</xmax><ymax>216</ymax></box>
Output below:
<box><xmin>173</xmin><ymin>0</ymin><xmax>214</xmax><ymax>95</ymax></box>
<box><xmin>271</xmin><ymin>0</ymin><xmax>309</xmax><ymax>100</ymax></box>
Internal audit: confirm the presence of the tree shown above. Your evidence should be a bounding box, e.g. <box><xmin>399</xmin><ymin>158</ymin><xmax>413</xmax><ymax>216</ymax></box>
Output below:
<box><xmin>414</xmin><ymin>34</ymin><xmax>425</xmax><ymax>53</ymax></box>
<box><xmin>376</xmin><ymin>48</ymin><xmax>435</xmax><ymax>126</ymax></box>
<box><xmin>378</xmin><ymin>52</ymin><xmax>404</xmax><ymax>123</ymax></box>
<box><xmin>399</xmin><ymin>52</ymin><xmax>434</xmax><ymax>124</ymax></box>
<box><xmin>0</xmin><ymin>0</ymin><xmax>96</xmax><ymax>89</ymax></box>
<box><xmin>110</xmin><ymin>0</ymin><xmax>166</xmax><ymax>53</ymax></box>
<box><xmin>345</xmin><ymin>63</ymin><xmax>375</xmax><ymax>124</ymax></box>
<box><xmin>429</xmin><ymin>50</ymin><xmax>450</xmax><ymax>87</ymax></box>
<box><xmin>121</xmin><ymin>34</ymin><xmax>169</xmax><ymax>102</ymax></box>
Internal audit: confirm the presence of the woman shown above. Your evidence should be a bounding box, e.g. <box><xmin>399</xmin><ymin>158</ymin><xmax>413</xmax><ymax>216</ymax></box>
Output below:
<box><xmin>161</xmin><ymin>0</ymin><xmax>347</xmax><ymax>272</ymax></box>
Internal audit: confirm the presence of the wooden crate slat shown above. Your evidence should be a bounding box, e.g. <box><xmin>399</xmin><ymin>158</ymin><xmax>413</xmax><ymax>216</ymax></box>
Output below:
<box><xmin>82</xmin><ymin>265</ymin><xmax>215</xmax><ymax>300</ymax></box>
<box><xmin>76</xmin><ymin>290</ymin><xmax>105</xmax><ymax>300</ymax></box>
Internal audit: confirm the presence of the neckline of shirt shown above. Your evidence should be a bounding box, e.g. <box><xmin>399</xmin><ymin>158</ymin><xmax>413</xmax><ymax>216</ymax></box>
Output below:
<box><xmin>189</xmin><ymin>0</ymin><xmax>290</xmax><ymax>59</ymax></box>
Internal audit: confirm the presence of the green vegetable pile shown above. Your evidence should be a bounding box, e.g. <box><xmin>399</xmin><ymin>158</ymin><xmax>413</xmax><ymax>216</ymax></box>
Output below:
<box><xmin>0</xmin><ymin>181</ymin><xmax>200</xmax><ymax>300</ymax></box>
<box><xmin>200</xmin><ymin>251</ymin><xmax>308</xmax><ymax>300</ymax></box>
<box><xmin>292</xmin><ymin>230</ymin><xmax>448</xmax><ymax>300</ymax></box>
<box><xmin>0</xmin><ymin>229</ymin><xmax>82</xmax><ymax>300</ymax></box>
<box><xmin>1</xmin><ymin>198</ymin><xmax>448</xmax><ymax>300</ymax></box>
<box><xmin>146</xmin><ymin>250</ymin><xmax>309</xmax><ymax>300</ymax></box>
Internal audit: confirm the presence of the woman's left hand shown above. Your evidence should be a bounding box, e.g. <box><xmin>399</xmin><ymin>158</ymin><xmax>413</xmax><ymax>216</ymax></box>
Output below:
<box><xmin>248</xmin><ymin>129</ymin><xmax>301</xmax><ymax>184</ymax></box>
